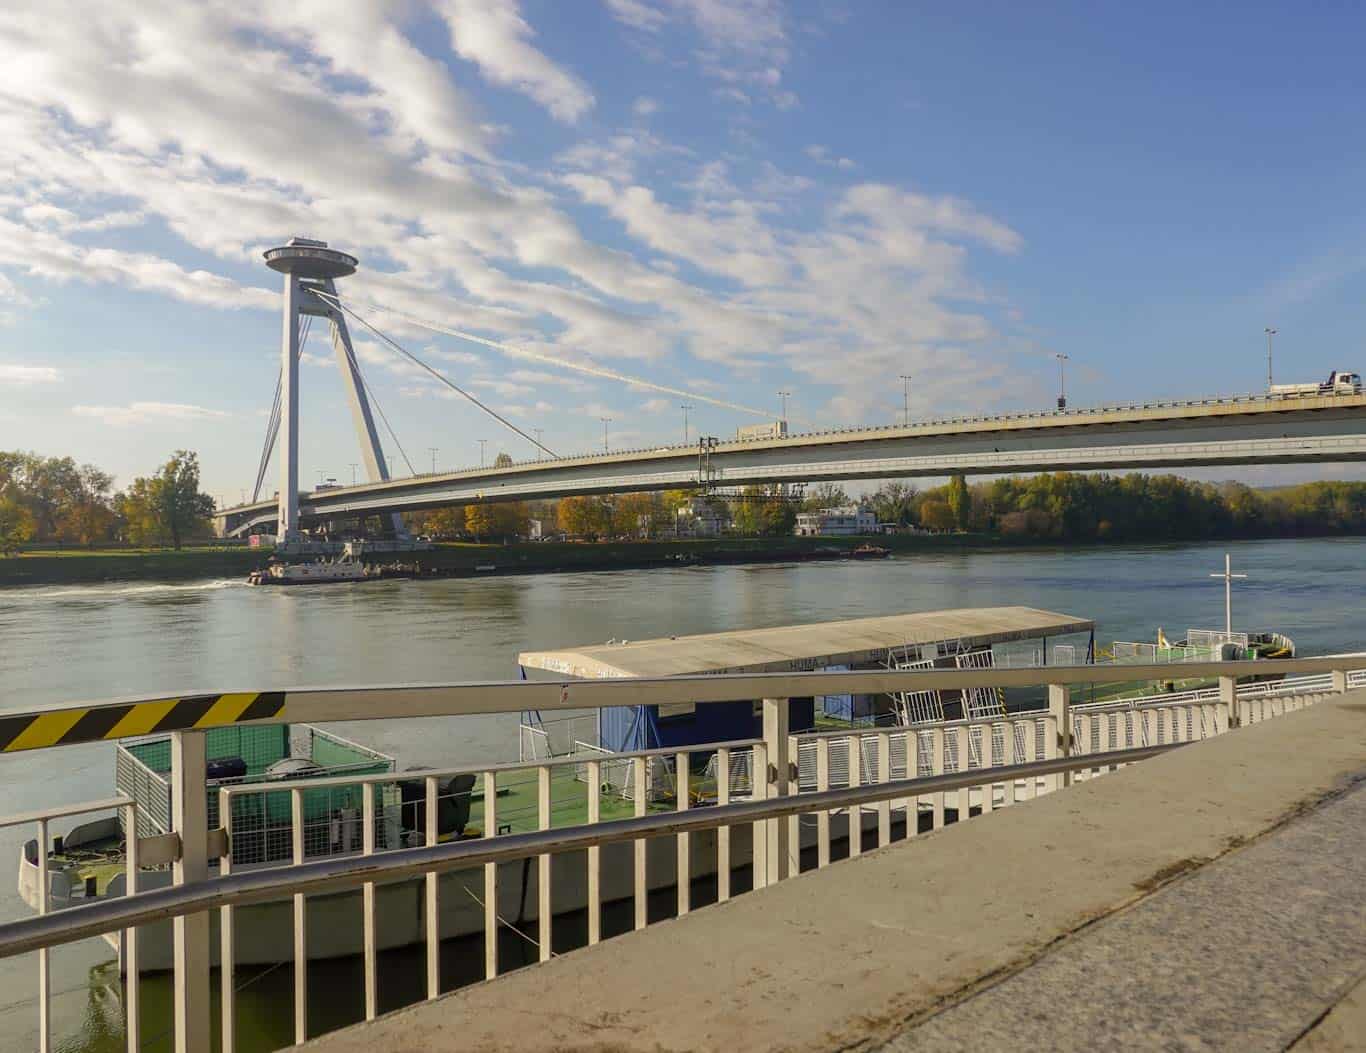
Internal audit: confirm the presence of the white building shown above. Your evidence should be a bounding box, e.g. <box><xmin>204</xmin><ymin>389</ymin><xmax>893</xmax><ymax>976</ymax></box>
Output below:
<box><xmin>794</xmin><ymin>505</ymin><xmax>878</xmax><ymax>537</ymax></box>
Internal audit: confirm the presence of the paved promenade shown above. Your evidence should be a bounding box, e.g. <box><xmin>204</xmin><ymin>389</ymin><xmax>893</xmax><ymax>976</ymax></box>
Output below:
<box><xmin>309</xmin><ymin>691</ymin><xmax>1366</xmax><ymax>1052</ymax></box>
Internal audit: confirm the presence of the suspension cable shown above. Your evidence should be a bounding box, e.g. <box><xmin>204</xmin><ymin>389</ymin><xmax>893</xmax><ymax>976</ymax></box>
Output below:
<box><xmin>333</xmin><ymin>293</ymin><xmax>771</xmax><ymax>419</ymax></box>
<box><xmin>312</xmin><ymin>289</ymin><xmax>558</xmax><ymax>460</ymax></box>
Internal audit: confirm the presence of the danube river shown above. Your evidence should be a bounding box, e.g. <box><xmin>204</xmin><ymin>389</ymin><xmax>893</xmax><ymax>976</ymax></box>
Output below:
<box><xmin>1</xmin><ymin>536</ymin><xmax>1363</xmax><ymax>1050</ymax></box>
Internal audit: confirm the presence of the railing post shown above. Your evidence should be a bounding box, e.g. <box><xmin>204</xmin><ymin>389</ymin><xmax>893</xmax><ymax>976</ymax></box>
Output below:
<box><xmin>1333</xmin><ymin>668</ymin><xmax>1349</xmax><ymax>694</ymax></box>
<box><xmin>1219</xmin><ymin>675</ymin><xmax>1238</xmax><ymax>729</ymax></box>
<box><xmin>170</xmin><ymin>730</ymin><xmax>210</xmax><ymax>1053</ymax></box>
<box><xmin>1047</xmin><ymin>684</ymin><xmax>1071</xmax><ymax>789</ymax></box>
<box><xmin>482</xmin><ymin>771</ymin><xmax>498</xmax><ymax>978</ymax></box>
<box><xmin>122</xmin><ymin>800</ymin><xmax>140</xmax><ymax>1053</ymax></box>
<box><xmin>37</xmin><ymin>817</ymin><xmax>49</xmax><ymax>1053</ymax></box>
<box><xmin>762</xmin><ymin>698</ymin><xmax>791</xmax><ymax>884</ymax></box>
<box><xmin>424</xmin><ymin>775</ymin><xmax>440</xmax><ymax>997</ymax></box>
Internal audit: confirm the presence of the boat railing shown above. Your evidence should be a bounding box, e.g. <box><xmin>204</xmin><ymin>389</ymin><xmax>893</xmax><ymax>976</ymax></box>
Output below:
<box><xmin>1</xmin><ymin>654</ymin><xmax>1363</xmax><ymax>1053</ymax></box>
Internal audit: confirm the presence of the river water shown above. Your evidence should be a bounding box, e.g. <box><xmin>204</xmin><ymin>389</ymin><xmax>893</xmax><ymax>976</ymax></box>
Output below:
<box><xmin>1</xmin><ymin>536</ymin><xmax>1363</xmax><ymax>1050</ymax></box>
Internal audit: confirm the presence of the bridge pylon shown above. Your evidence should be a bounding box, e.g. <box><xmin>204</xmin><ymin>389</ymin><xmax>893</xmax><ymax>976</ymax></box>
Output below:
<box><xmin>263</xmin><ymin>237</ymin><xmax>406</xmax><ymax>549</ymax></box>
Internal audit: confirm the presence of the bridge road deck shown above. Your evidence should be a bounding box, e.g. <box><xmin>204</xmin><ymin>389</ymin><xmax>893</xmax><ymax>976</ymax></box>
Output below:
<box><xmin>305</xmin><ymin>689</ymin><xmax>1366</xmax><ymax>1052</ymax></box>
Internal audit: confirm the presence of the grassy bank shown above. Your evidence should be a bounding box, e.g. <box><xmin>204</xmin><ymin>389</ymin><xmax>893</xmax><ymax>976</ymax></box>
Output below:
<box><xmin>0</xmin><ymin>534</ymin><xmax>999</xmax><ymax>588</ymax></box>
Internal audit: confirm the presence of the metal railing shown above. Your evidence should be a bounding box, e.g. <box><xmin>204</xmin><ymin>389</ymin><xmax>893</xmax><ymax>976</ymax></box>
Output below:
<box><xmin>1</xmin><ymin>655</ymin><xmax>1360</xmax><ymax>1052</ymax></box>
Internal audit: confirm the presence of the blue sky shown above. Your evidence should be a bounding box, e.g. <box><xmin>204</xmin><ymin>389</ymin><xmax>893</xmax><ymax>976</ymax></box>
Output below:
<box><xmin>2</xmin><ymin>1</ymin><xmax>1364</xmax><ymax>501</ymax></box>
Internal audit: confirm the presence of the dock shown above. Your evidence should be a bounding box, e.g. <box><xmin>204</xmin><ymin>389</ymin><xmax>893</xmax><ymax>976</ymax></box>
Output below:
<box><xmin>304</xmin><ymin>688</ymin><xmax>1366</xmax><ymax>1052</ymax></box>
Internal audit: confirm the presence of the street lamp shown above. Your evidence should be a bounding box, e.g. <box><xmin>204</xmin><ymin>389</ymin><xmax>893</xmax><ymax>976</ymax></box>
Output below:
<box><xmin>1055</xmin><ymin>353</ymin><xmax>1070</xmax><ymax>411</ymax></box>
<box><xmin>680</xmin><ymin>403</ymin><xmax>694</xmax><ymax>445</ymax></box>
<box><xmin>777</xmin><ymin>390</ymin><xmax>791</xmax><ymax>421</ymax></box>
<box><xmin>1265</xmin><ymin>327</ymin><xmax>1277</xmax><ymax>391</ymax></box>
<box><xmin>427</xmin><ymin>447</ymin><xmax>438</xmax><ymax>474</ymax></box>
<box><xmin>348</xmin><ymin>463</ymin><xmax>358</xmax><ymax>486</ymax></box>
<box><xmin>533</xmin><ymin>429</ymin><xmax>544</xmax><ymax>459</ymax></box>
<box><xmin>478</xmin><ymin>439</ymin><xmax>487</xmax><ymax>468</ymax></box>
<box><xmin>600</xmin><ymin>417</ymin><xmax>612</xmax><ymax>452</ymax></box>
<box><xmin>898</xmin><ymin>375</ymin><xmax>911</xmax><ymax>426</ymax></box>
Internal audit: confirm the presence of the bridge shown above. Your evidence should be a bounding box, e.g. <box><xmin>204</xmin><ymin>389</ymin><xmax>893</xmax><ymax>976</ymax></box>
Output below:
<box><xmin>215</xmin><ymin>237</ymin><xmax>1366</xmax><ymax>541</ymax></box>
<box><xmin>216</xmin><ymin>390</ymin><xmax>1366</xmax><ymax>537</ymax></box>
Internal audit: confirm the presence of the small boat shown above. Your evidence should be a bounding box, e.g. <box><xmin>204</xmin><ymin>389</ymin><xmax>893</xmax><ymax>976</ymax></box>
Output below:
<box><xmin>850</xmin><ymin>543</ymin><xmax>891</xmax><ymax>560</ymax></box>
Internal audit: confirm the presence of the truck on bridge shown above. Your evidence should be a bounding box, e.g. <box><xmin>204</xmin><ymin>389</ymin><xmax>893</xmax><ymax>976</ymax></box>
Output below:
<box><xmin>1271</xmin><ymin>370</ymin><xmax>1362</xmax><ymax>397</ymax></box>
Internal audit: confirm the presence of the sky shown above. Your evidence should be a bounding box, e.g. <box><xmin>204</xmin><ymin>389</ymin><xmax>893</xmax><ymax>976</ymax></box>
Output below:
<box><xmin>2</xmin><ymin>1</ymin><xmax>1365</xmax><ymax>502</ymax></box>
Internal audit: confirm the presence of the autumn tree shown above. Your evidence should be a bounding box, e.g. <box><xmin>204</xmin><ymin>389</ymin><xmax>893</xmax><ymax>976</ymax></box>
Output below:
<box><xmin>493</xmin><ymin>452</ymin><xmax>514</xmax><ymax>468</ymax></box>
<box><xmin>611</xmin><ymin>493</ymin><xmax>657</xmax><ymax>536</ymax></box>
<box><xmin>466</xmin><ymin>501</ymin><xmax>528</xmax><ymax>541</ymax></box>
<box><xmin>557</xmin><ymin>495</ymin><xmax>611</xmax><ymax>538</ymax></box>
<box><xmin>919</xmin><ymin>499</ymin><xmax>955</xmax><ymax>532</ymax></box>
<box><xmin>0</xmin><ymin>495</ymin><xmax>34</xmax><ymax>556</ymax></box>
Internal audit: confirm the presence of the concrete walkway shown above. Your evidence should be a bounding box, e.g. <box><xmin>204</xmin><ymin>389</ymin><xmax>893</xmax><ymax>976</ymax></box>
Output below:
<box><xmin>308</xmin><ymin>691</ymin><xmax>1366</xmax><ymax>1053</ymax></box>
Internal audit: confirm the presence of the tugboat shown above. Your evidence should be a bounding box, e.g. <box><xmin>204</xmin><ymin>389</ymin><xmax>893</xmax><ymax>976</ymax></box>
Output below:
<box><xmin>247</xmin><ymin>554</ymin><xmax>369</xmax><ymax>586</ymax></box>
<box><xmin>850</xmin><ymin>543</ymin><xmax>891</xmax><ymax>560</ymax></box>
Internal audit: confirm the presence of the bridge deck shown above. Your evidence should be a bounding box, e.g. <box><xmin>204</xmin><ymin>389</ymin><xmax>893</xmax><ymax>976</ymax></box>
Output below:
<box><xmin>304</xmin><ymin>690</ymin><xmax>1366</xmax><ymax>1052</ymax></box>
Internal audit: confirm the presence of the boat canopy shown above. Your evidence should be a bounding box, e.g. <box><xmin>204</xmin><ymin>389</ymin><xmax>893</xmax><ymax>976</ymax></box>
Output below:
<box><xmin>518</xmin><ymin>606</ymin><xmax>1094</xmax><ymax>679</ymax></box>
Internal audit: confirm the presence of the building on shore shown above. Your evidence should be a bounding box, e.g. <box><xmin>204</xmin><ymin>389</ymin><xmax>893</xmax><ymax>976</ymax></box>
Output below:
<box><xmin>795</xmin><ymin>505</ymin><xmax>878</xmax><ymax>537</ymax></box>
<box><xmin>676</xmin><ymin>496</ymin><xmax>730</xmax><ymax>537</ymax></box>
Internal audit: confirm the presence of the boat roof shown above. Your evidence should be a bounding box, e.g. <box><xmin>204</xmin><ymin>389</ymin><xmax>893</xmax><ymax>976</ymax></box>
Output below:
<box><xmin>518</xmin><ymin>606</ymin><xmax>1093</xmax><ymax>679</ymax></box>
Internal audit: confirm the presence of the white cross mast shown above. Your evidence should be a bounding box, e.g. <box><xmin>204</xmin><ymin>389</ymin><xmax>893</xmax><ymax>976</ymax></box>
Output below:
<box><xmin>1209</xmin><ymin>553</ymin><xmax>1248</xmax><ymax>635</ymax></box>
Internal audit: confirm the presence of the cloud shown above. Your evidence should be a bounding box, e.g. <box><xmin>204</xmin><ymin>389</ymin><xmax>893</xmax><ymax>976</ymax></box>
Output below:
<box><xmin>0</xmin><ymin>363</ymin><xmax>61</xmax><ymax>385</ymax></box>
<box><xmin>805</xmin><ymin>144</ymin><xmax>855</xmax><ymax>170</ymax></box>
<box><xmin>441</xmin><ymin>0</ymin><xmax>594</xmax><ymax>123</ymax></box>
<box><xmin>72</xmin><ymin>401</ymin><xmax>230</xmax><ymax>426</ymax></box>
<box><xmin>632</xmin><ymin>96</ymin><xmax>659</xmax><ymax>117</ymax></box>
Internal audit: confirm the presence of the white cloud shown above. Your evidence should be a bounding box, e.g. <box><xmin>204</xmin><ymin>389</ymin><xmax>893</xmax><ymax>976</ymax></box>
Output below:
<box><xmin>632</xmin><ymin>96</ymin><xmax>659</xmax><ymax>117</ymax></box>
<box><xmin>0</xmin><ymin>363</ymin><xmax>61</xmax><ymax>385</ymax></box>
<box><xmin>72</xmin><ymin>401</ymin><xmax>229</xmax><ymax>426</ymax></box>
<box><xmin>441</xmin><ymin>0</ymin><xmax>594</xmax><ymax>123</ymax></box>
<box><xmin>805</xmin><ymin>144</ymin><xmax>855</xmax><ymax>170</ymax></box>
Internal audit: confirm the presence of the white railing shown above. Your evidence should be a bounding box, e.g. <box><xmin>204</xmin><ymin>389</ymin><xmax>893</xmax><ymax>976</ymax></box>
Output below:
<box><xmin>1</xmin><ymin>655</ymin><xmax>1361</xmax><ymax>1052</ymax></box>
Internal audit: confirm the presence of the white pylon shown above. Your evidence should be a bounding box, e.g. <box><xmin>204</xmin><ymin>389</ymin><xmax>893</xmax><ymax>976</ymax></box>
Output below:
<box><xmin>263</xmin><ymin>237</ymin><xmax>406</xmax><ymax>546</ymax></box>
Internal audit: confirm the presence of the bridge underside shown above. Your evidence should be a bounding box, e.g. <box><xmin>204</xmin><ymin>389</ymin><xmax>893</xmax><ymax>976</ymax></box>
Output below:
<box><xmin>218</xmin><ymin>402</ymin><xmax>1366</xmax><ymax>536</ymax></box>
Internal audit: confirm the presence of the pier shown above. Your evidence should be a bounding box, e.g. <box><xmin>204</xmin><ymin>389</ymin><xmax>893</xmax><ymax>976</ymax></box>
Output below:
<box><xmin>306</xmin><ymin>687</ymin><xmax>1366</xmax><ymax>1052</ymax></box>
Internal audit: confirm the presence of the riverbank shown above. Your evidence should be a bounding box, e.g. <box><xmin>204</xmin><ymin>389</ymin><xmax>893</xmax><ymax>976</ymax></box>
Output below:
<box><xmin>0</xmin><ymin>535</ymin><xmax>980</xmax><ymax>587</ymax></box>
<box><xmin>5</xmin><ymin>528</ymin><xmax>1364</xmax><ymax>587</ymax></box>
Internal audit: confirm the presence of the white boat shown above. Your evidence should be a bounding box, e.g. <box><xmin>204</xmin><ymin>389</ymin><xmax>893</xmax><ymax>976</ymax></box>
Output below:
<box><xmin>247</xmin><ymin>556</ymin><xmax>369</xmax><ymax>585</ymax></box>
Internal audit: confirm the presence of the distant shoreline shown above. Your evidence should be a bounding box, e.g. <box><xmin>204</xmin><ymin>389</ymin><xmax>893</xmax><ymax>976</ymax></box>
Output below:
<box><xmin>3</xmin><ymin>530</ymin><xmax>1363</xmax><ymax>589</ymax></box>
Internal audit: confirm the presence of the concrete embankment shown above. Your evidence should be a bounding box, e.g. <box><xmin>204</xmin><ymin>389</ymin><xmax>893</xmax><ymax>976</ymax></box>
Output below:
<box><xmin>307</xmin><ymin>691</ymin><xmax>1366</xmax><ymax>1052</ymax></box>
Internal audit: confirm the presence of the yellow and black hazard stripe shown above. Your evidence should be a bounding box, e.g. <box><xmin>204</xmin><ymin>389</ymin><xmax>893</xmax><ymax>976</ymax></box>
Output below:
<box><xmin>0</xmin><ymin>691</ymin><xmax>286</xmax><ymax>753</ymax></box>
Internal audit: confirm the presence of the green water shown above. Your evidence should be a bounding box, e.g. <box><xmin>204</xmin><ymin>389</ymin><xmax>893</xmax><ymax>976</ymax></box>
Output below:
<box><xmin>1</xmin><ymin>536</ymin><xmax>1363</xmax><ymax>1050</ymax></box>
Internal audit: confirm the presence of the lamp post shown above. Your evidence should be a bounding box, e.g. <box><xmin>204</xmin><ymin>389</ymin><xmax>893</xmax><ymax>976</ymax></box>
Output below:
<box><xmin>898</xmin><ymin>374</ymin><xmax>911</xmax><ymax>426</ymax></box>
<box><xmin>600</xmin><ymin>417</ymin><xmax>612</xmax><ymax>453</ymax></box>
<box><xmin>533</xmin><ymin>429</ymin><xmax>544</xmax><ymax>459</ymax></box>
<box><xmin>1055</xmin><ymin>353</ymin><xmax>1069</xmax><ymax>411</ymax></box>
<box><xmin>680</xmin><ymin>403</ymin><xmax>693</xmax><ymax>445</ymax></box>
<box><xmin>1265</xmin><ymin>327</ymin><xmax>1277</xmax><ymax>392</ymax></box>
<box><xmin>348</xmin><ymin>463</ymin><xmax>358</xmax><ymax>485</ymax></box>
<box><xmin>478</xmin><ymin>439</ymin><xmax>487</xmax><ymax>468</ymax></box>
<box><xmin>777</xmin><ymin>390</ymin><xmax>791</xmax><ymax>422</ymax></box>
<box><xmin>427</xmin><ymin>447</ymin><xmax>438</xmax><ymax>475</ymax></box>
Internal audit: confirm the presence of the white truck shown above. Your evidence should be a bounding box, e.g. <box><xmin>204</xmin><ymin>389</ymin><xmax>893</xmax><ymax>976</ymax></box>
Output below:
<box><xmin>1270</xmin><ymin>370</ymin><xmax>1362</xmax><ymax>397</ymax></box>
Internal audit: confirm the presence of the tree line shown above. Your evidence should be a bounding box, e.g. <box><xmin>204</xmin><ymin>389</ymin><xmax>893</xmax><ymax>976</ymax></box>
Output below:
<box><xmin>1</xmin><ymin>450</ymin><xmax>216</xmax><ymax>554</ymax></box>
<box><xmin>865</xmin><ymin>472</ymin><xmax>1366</xmax><ymax>541</ymax></box>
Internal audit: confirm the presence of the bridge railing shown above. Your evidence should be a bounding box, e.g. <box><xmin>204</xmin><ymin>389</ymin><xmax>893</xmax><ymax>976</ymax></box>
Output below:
<box><xmin>1</xmin><ymin>655</ymin><xmax>1361</xmax><ymax>1052</ymax></box>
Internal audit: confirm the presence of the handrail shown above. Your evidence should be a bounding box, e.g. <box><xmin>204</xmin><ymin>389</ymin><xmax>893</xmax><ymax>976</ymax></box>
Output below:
<box><xmin>0</xmin><ymin>796</ymin><xmax>132</xmax><ymax>830</ymax></box>
<box><xmin>0</xmin><ymin>742</ymin><xmax>1175</xmax><ymax>960</ymax></box>
<box><xmin>3</xmin><ymin>656</ymin><xmax>1360</xmax><ymax>751</ymax></box>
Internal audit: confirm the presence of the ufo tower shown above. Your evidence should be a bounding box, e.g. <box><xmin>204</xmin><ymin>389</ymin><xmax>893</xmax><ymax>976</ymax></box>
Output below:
<box><xmin>263</xmin><ymin>237</ymin><xmax>404</xmax><ymax>547</ymax></box>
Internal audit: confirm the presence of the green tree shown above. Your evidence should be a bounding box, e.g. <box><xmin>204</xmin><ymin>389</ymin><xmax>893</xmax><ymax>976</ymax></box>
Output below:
<box><xmin>801</xmin><ymin>482</ymin><xmax>851</xmax><ymax>512</ymax></box>
<box><xmin>117</xmin><ymin>451</ymin><xmax>214</xmax><ymax>549</ymax></box>
<box><xmin>871</xmin><ymin>481</ymin><xmax>918</xmax><ymax>526</ymax></box>
<box><xmin>947</xmin><ymin>473</ymin><xmax>970</xmax><ymax>530</ymax></box>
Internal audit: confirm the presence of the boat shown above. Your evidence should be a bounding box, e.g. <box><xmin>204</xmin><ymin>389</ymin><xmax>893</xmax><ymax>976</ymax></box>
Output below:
<box><xmin>247</xmin><ymin>555</ymin><xmax>370</xmax><ymax>585</ymax></box>
<box><xmin>850</xmin><ymin>543</ymin><xmax>891</xmax><ymax>559</ymax></box>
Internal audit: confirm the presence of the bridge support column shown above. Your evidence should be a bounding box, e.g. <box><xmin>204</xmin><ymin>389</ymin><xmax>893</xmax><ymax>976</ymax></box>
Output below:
<box><xmin>278</xmin><ymin>274</ymin><xmax>301</xmax><ymax>543</ymax></box>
